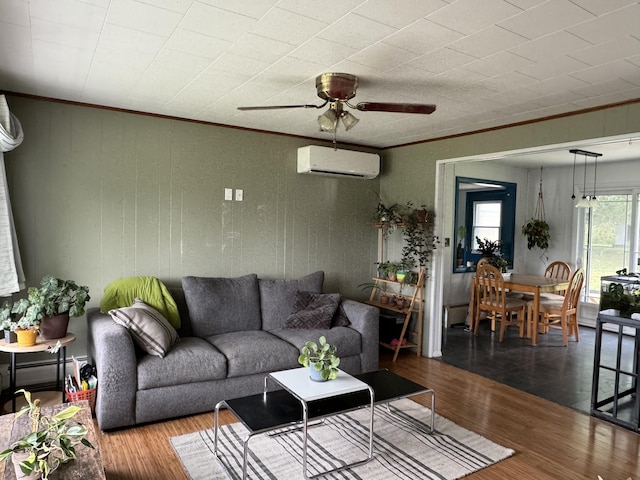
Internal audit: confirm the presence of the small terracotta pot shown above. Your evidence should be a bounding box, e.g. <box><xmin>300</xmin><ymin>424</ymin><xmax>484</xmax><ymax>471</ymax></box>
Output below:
<box><xmin>16</xmin><ymin>329</ymin><xmax>38</xmax><ymax>347</ymax></box>
<box><xmin>39</xmin><ymin>312</ymin><xmax>70</xmax><ymax>340</ymax></box>
<box><xmin>380</xmin><ymin>295</ymin><xmax>390</xmax><ymax>304</ymax></box>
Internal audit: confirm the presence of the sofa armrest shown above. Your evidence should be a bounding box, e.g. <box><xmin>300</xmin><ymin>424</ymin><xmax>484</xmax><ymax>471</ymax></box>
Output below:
<box><xmin>341</xmin><ymin>299</ymin><xmax>379</xmax><ymax>372</ymax></box>
<box><xmin>87</xmin><ymin>307</ymin><xmax>138</xmax><ymax>430</ymax></box>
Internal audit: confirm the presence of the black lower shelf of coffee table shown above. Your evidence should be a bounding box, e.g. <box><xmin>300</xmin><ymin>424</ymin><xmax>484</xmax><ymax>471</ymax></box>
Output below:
<box><xmin>223</xmin><ymin>369</ymin><xmax>428</xmax><ymax>434</ymax></box>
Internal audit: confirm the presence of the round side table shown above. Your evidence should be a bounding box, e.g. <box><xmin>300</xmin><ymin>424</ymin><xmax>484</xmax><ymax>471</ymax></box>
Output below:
<box><xmin>0</xmin><ymin>332</ymin><xmax>76</xmax><ymax>412</ymax></box>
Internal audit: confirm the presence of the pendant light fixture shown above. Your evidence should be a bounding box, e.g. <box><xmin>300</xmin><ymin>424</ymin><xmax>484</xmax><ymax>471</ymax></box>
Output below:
<box><xmin>590</xmin><ymin>153</ymin><xmax>600</xmax><ymax>208</ymax></box>
<box><xmin>571</xmin><ymin>150</ymin><xmax>577</xmax><ymax>201</ymax></box>
<box><xmin>569</xmin><ymin>149</ymin><xmax>602</xmax><ymax>208</ymax></box>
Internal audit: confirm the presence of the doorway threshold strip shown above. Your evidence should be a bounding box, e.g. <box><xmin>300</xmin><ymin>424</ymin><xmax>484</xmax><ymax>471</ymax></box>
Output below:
<box><xmin>171</xmin><ymin>398</ymin><xmax>514</xmax><ymax>480</ymax></box>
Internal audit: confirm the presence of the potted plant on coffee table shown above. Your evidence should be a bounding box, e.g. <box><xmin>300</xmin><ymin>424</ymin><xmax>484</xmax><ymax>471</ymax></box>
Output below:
<box><xmin>298</xmin><ymin>336</ymin><xmax>340</xmax><ymax>382</ymax></box>
<box><xmin>27</xmin><ymin>276</ymin><xmax>91</xmax><ymax>340</ymax></box>
<box><xmin>0</xmin><ymin>389</ymin><xmax>95</xmax><ymax>480</ymax></box>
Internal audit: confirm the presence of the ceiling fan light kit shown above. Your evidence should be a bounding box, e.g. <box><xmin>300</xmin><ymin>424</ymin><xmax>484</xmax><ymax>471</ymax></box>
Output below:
<box><xmin>239</xmin><ymin>72</ymin><xmax>436</xmax><ymax>138</ymax></box>
<box><xmin>317</xmin><ymin>106</ymin><xmax>338</xmax><ymax>132</ymax></box>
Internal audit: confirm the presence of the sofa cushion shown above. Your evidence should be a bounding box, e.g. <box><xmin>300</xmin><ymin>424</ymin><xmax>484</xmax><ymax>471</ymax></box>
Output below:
<box><xmin>271</xmin><ymin>327</ymin><xmax>362</xmax><ymax>358</ymax></box>
<box><xmin>332</xmin><ymin>303</ymin><xmax>351</xmax><ymax>327</ymax></box>
<box><xmin>259</xmin><ymin>271</ymin><xmax>324</xmax><ymax>331</ymax></box>
<box><xmin>182</xmin><ymin>274</ymin><xmax>261</xmax><ymax>337</ymax></box>
<box><xmin>109</xmin><ymin>298</ymin><xmax>179</xmax><ymax>358</ymax></box>
<box><xmin>206</xmin><ymin>331</ymin><xmax>299</xmax><ymax>378</ymax></box>
<box><xmin>285</xmin><ymin>291</ymin><xmax>339</xmax><ymax>329</ymax></box>
<box><xmin>137</xmin><ymin>337</ymin><xmax>227</xmax><ymax>389</ymax></box>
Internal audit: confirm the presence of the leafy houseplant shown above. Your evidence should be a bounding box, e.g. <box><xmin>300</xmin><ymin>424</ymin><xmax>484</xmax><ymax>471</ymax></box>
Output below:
<box><xmin>1</xmin><ymin>301</ymin><xmax>19</xmax><ymax>343</ymax></box>
<box><xmin>522</xmin><ymin>218</ymin><xmax>550</xmax><ymax>250</ymax></box>
<box><xmin>372</xmin><ymin>195</ymin><xmax>403</xmax><ymax>239</ymax></box>
<box><xmin>523</xmin><ymin>168</ymin><xmax>550</xmax><ymax>251</ymax></box>
<box><xmin>358</xmin><ymin>281</ymin><xmax>390</xmax><ymax>304</ymax></box>
<box><xmin>33</xmin><ymin>276</ymin><xmax>90</xmax><ymax>319</ymax></box>
<box><xmin>298</xmin><ymin>336</ymin><xmax>340</xmax><ymax>381</ymax></box>
<box><xmin>26</xmin><ymin>276</ymin><xmax>91</xmax><ymax>340</ymax></box>
<box><xmin>2</xmin><ymin>298</ymin><xmax>41</xmax><ymax>346</ymax></box>
<box><xmin>0</xmin><ymin>389</ymin><xmax>95</xmax><ymax>480</ymax></box>
<box><xmin>383</xmin><ymin>261</ymin><xmax>403</xmax><ymax>281</ymax></box>
<box><xmin>476</xmin><ymin>237</ymin><xmax>509</xmax><ymax>273</ymax></box>
<box><xmin>401</xmin><ymin>205</ymin><xmax>437</xmax><ymax>270</ymax></box>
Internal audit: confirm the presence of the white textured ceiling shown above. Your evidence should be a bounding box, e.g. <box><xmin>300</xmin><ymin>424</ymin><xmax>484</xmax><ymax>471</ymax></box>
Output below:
<box><xmin>1</xmin><ymin>0</ymin><xmax>640</xmax><ymax>156</ymax></box>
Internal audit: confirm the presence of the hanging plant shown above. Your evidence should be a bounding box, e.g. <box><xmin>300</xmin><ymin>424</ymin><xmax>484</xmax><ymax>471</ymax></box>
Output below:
<box><xmin>522</xmin><ymin>218</ymin><xmax>550</xmax><ymax>250</ymax></box>
<box><xmin>522</xmin><ymin>167</ymin><xmax>551</xmax><ymax>251</ymax></box>
<box><xmin>400</xmin><ymin>204</ymin><xmax>438</xmax><ymax>269</ymax></box>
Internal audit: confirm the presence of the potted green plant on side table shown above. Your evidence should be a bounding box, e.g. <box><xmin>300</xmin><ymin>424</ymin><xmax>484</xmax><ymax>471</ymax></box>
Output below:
<box><xmin>0</xmin><ymin>389</ymin><xmax>95</xmax><ymax>480</ymax></box>
<box><xmin>1</xmin><ymin>301</ymin><xmax>18</xmax><ymax>343</ymax></box>
<box><xmin>27</xmin><ymin>276</ymin><xmax>91</xmax><ymax>340</ymax></box>
<box><xmin>298</xmin><ymin>336</ymin><xmax>340</xmax><ymax>382</ymax></box>
<box><xmin>6</xmin><ymin>298</ymin><xmax>43</xmax><ymax>347</ymax></box>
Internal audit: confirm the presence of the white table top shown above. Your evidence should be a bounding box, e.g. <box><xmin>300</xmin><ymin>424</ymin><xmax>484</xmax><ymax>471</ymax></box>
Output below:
<box><xmin>270</xmin><ymin>367</ymin><xmax>369</xmax><ymax>402</ymax></box>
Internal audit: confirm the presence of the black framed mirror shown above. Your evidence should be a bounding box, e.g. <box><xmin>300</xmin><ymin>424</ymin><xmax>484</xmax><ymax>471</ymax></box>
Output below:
<box><xmin>454</xmin><ymin>177</ymin><xmax>517</xmax><ymax>273</ymax></box>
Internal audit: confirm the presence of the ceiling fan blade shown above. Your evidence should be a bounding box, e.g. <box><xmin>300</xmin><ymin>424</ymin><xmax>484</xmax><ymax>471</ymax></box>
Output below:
<box><xmin>355</xmin><ymin>102</ymin><xmax>436</xmax><ymax>114</ymax></box>
<box><xmin>238</xmin><ymin>103</ymin><xmax>325</xmax><ymax>111</ymax></box>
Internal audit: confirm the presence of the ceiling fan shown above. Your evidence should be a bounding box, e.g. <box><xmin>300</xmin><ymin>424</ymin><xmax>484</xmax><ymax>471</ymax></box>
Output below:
<box><xmin>238</xmin><ymin>72</ymin><xmax>436</xmax><ymax>134</ymax></box>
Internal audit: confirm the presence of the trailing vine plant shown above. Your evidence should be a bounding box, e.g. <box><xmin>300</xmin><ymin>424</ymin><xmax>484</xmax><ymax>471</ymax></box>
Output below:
<box><xmin>400</xmin><ymin>203</ymin><xmax>438</xmax><ymax>271</ymax></box>
<box><xmin>522</xmin><ymin>167</ymin><xmax>551</xmax><ymax>256</ymax></box>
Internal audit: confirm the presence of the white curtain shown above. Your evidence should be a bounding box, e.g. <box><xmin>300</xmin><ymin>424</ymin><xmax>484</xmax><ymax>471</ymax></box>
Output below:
<box><xmin>0</xmin><ymin>94</ymin><xmax>25</xmax><ymax>296</ymax></box>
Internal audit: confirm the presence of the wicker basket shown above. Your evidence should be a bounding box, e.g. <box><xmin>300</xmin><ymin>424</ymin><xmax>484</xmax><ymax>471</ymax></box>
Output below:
<box><xmin>66</xmin><ymin>387</ymin><xmax>96</xmax><ymax>414</ymax></box>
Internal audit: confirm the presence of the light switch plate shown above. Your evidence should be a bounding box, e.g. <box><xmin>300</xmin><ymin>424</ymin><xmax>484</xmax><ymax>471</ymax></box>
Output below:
<box><xmin>224</xmin><ymin>188</ymin><xmax>232</xmax><ymax>201</ymax></box>
<box><xmin>235</xmin><ymin>189</ymin><xmax>243</xmax><ymax>201</ymax></box>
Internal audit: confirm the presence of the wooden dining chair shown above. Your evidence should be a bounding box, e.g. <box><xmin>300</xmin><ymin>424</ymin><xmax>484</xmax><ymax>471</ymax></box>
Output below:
<box><xmin>545</xmin><ymin>261</ymin><xmax>571</xmax><ymax>280</ymax></box>
<box><xmin>474</xmin><ymin>264</ymin><xmax>528</xmax><ymax>342</ymax></box>
<box><xmin>476</xmin><ymin>257</ymin><xmax>490</xmax><ymax>269</ymax></box>
<box><xmin>469</xmin><ymin>258</ymin><xmax>495</xmax><ymax>332</ymax></box>
<box><xmin>522</xmin><ymin>260</ymin><xmax>571</xmax><ymax>304</ymax></box>
<box><xmin>542</xmin><ymin>261</ymin><xmax>571</xmax><ymax>299</ymax></box>
<box><xmin>528</xmin><ymin>268</ymin><xmax>584</xmax><ymax>346</ymax></box>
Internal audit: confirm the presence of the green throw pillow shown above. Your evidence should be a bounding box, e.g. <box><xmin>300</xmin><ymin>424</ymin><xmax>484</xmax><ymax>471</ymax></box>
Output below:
<box><xmin>100</xmin><ymin>276</ymin><xmax>180</xmax><ymax>329</ymax></box>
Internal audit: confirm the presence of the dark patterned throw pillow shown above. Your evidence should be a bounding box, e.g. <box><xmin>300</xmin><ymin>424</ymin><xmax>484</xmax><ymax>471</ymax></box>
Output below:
<box><xmin>284</xmin><ymin>291</ymin><xmax>340</xmax><ymax>329</ymax></box>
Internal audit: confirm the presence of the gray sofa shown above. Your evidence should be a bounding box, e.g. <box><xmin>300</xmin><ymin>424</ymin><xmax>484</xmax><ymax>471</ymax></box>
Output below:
<box><xmin>86</xmin><ymin>271</ymin><xmax>379</xmax><ymax>430</ymax></box>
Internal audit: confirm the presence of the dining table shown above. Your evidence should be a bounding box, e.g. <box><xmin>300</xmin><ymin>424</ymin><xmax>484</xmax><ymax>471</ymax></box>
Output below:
<box><xmin>469</xmin><ymin>273</ymin><xmax>570</xmax><ymax>345</ymax></box>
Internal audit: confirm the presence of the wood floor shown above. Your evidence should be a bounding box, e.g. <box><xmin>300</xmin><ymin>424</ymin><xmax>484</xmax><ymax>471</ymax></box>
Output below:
<box><xmin>93</xmin><ymin>353</ymin><xmax>640</xmax><ymax>480</ymax></box>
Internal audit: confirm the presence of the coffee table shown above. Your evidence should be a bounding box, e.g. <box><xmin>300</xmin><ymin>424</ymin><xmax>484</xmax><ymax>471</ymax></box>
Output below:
<box><xmin>0</xmin><ymin>400</ymin><xmax>105</xmax><ymax>480</ymax></box>
<box><xmin>213</xmin><ymin>368</ymin><xmax>435</xmax><ymax>479</ymax></box>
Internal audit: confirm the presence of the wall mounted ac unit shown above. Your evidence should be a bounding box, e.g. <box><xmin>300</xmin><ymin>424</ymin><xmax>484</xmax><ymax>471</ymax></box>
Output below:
<box><xmin>297</xmin><ymin>145</ymin><xmax>380</xmax><ymax>179</ymax></box>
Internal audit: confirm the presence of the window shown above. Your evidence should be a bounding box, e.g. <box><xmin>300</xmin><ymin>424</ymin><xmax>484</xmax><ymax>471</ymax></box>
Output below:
<box><xmin>454</xmin><ymin>177</ymin><xmax>517</xmax><ymax>272</ymax></box>
<box><xmin>472</xmin><ymin>201</ymin><xmax>502</xmax><ymax>250</ymax></box>
<box><xmin>580</xmin><ymin>192</ymin><xmax>640</xmax><ymax>302</ymax></box>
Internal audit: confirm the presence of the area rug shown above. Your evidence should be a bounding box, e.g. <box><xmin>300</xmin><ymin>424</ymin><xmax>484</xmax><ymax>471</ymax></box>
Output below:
<box><xmin>170</xmin><ymin>398</ymin><xmax>514</xmax><ymax>480</ymax></box>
